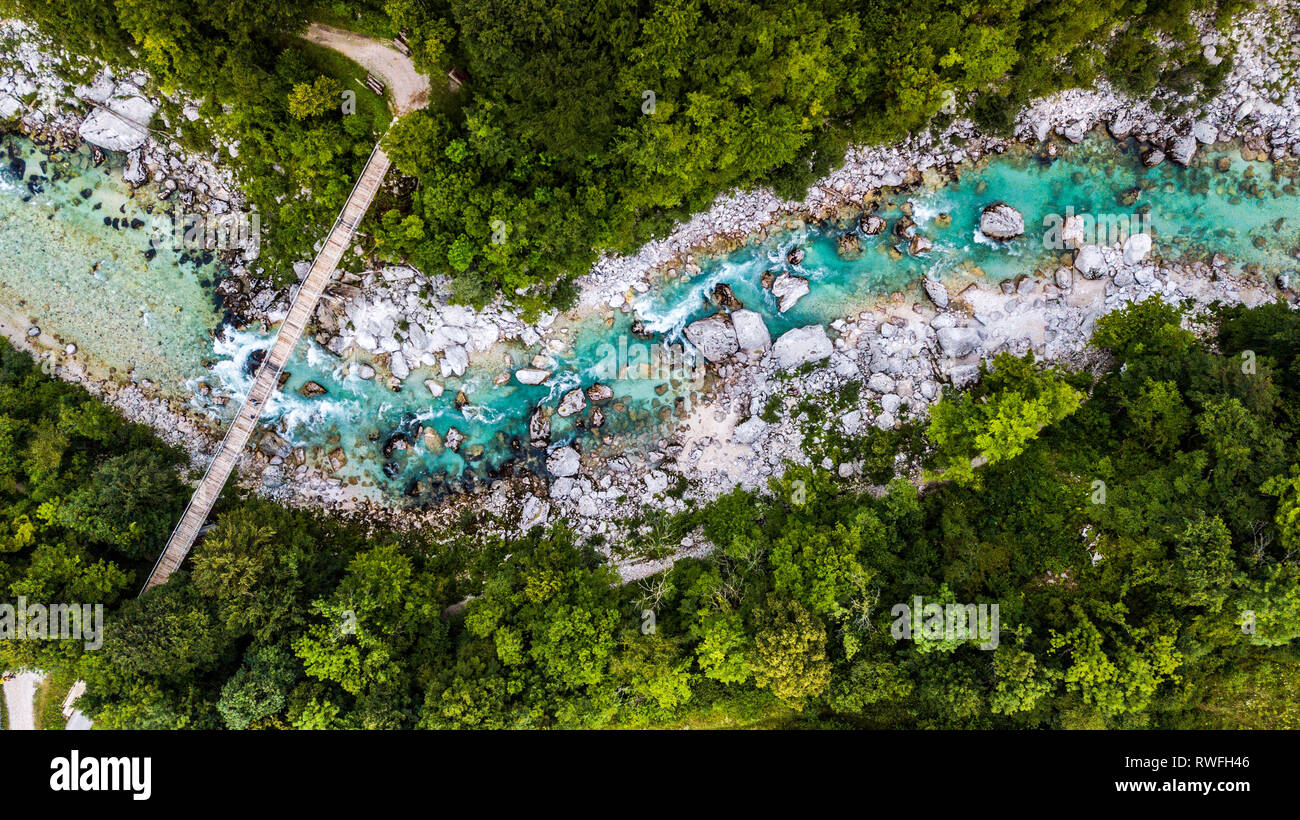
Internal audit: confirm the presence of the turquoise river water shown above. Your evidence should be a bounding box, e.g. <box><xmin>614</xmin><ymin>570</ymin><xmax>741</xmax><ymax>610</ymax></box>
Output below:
<box><xmin>2</xmin><ymin>133</ymin><xmax>1298</xmax><ymax>503</ymax></box>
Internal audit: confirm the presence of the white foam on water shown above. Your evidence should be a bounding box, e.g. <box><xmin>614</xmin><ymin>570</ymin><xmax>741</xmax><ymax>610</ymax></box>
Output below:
<box><xmin>460</xmin><ymin>404</ymin><xmax>505</xmax><ymax>425</ymax></box>
<box><xmin>910</xmin><ymin>195</ymin><xmax>952</xmax><ymax>225</ymax></box>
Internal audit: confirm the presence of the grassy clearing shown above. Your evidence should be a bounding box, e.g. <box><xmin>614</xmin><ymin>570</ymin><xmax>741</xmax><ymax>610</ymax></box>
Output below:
<box><xmin>292</xmin><ymin>39</ymin><xmax>394</xmax><ymax>132</ymax></box>
<box><xmin>33</xmin><ymin>669</ymin><xmax>74</xmax><ymax>730</ymax></box>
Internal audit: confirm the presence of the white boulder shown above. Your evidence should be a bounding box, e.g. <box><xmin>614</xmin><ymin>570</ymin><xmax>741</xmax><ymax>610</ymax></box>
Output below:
<box><xmin>979</xmin><ymin>202</ymin><xmax>1025</xmax><ymax>240</ymax></box>
<box><xmin>78</xmin><ymin>93</ymin><xmax>156</xmax><ymax>152</ymax></box>
<box><xmin>771</xmin><ymin>272</ymin><xmax>810</xmax><ymax>313</ymax></box>
<box><xmin>557</xmin><ymin>388</ymin><xmax>586</xmax><ymax>417</ymax></box>
<box><xmin>731</xmin><ymin>309</ymin><xmax>771</xmax><ymax>352</ymax></box>
<box><xmin>515</xmin><ymin>368</ymin><xmax>551</xmax><ymax>385</ymax></box>
<box><xmin>546</xmin><ymin>446</ymin><xmax>581</xmax><ymax>477</ymax></box>
<box><xmin>772</xmin><ymin>325</ymin><xmax>833</xmax><ymax>369</ymax></box>
<box><xmin>1122</xmin><ymin>232</ymin><xmax>1152</xmax><ymax>265</ymax></box>
<box><xmin>684</xmin><ymin>315</ymin><xmax>738</xmax><ymax>362</ymax></box>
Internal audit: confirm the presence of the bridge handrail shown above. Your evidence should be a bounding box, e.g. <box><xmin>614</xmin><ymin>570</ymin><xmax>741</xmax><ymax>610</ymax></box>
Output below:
<box><xmin>140</xmin><ymin>138</ymin><xmax>390</xmax><ymax>595</ymax></box>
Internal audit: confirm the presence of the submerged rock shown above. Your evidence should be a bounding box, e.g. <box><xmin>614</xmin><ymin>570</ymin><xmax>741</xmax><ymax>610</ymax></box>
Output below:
<box><xmin>423</xmin><ymin>426</ymin><xmax>444</xmax><ymax>454</ymax></box>
<box><xmin>786</xmin><ymin>246</ymin><xmax>805</xmax><ymax>265</ymax></box>
<box><xmin>1117</xmin><ymin>186</ymin><xmax>1141</xmax><ymax>207</ymax></box>
<box><xmin>585</xmin><ymin>383</ymin><xmax>614</xmax><ymax>403</ymax></box>
<box><xmin>979</xmin><ymin>202</ymin><xmax>1025</xmax><ymax>240</ymax></box>
<box><xmin>836</xmin><ymin>232</ymin><xmax>862</xmax><ymax>258</ymax></box>
<box><xmin>712</xmin><ymin>282</ymin><xmax>744</xmax><ymax>310</ymax></box>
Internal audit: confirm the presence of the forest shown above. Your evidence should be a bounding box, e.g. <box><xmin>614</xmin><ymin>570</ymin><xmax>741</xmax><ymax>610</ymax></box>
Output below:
<box><xmin>0</xmin><ymin>0</ymin><xmax>1249</xmax><ymax>314</ymax></box>
<box><xmin>1</xmin><ymin>297</ymin><xmax>1297</xmax><ymax>729</ymax></box>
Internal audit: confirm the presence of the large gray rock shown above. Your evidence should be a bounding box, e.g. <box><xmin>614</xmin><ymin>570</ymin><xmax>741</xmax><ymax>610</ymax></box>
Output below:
<box><xmin>979</xmin><ymin>202</ymin><xmax>1025</xmax><ymax>240</ymax></box>
<box><xmin>1107</xmin><ymin>113</ymin><xmax>1136</xmax><ymax>140</ymax></box>
<box><xmin>731</xmin><ymin>309</ymin><xmax>771</xmax><ymax>352</ymax></box>
<box><xmin>440</xmin><ymin>344</ymin><xmax>468</xmax><ymax>378</ymax></box>
<box><xmin>519</xmin><ymin>495</ymin><xmax>550</xmax><ymax>531</ymax></box>
<box><xmin>1054</xmin><ymin>267</ymin><xmax>1074</xmax><ymax>291</ymax></box>
<box><xmin>922</xmin><ymin>274</ymin><xmax>949</xmax><ymax>309</ymax></box>
<box><xmin>1073</xmin><ymin>245</ymin><xmax>1106</xmax><ymax>279</ymax></box>
<box><xmin>515</xmin><ymin>368</ymin><xmax>551</xmax><ymax>385</ymax></box>
<box><xmin>772</xmin><ymin>325</ymin><xmax>833</xmax><ymax>369</ymax></box>
<box><xmin>733</xmin><ymin>416</ymin><xmax>767</xmax><ymax>444</ymax></box>
<box><xmin>684</xmin><ymin>314</ymin><xmax>738</xmax><ymax>362</ymax></box>
<box><xmin>1168</xmin><ymin>135</ymin><xmax>1197</xmax><ymax>166</ymax></box>
<box><xmin>937</xmin><ymin>326</ymin><xmax>982</xmax><ymax>358</ymax></box>
<box><xmin>389</xmin><ymin>351</ymin><xmax>410</xmax><ymax>380</ymax></box>
<box><xmin>122</xmin><ymin>147</ymin><xmax>147</xmax><ymax>186</ymax></box>
<box><xmin>78</xmin><ymin>93</ymin><xmax>156</xmax><ymax>152</ymax></box>
<box><xmin>1122</xmin><ymin>232</ymin><xmax>1152</xmax><ymax>264</ymax></box>
<box><xmin>546</xmin><ymin>446</ymin><xmax>581</xmax><ymax>477</ymax></box>
<box><xmin>771</xmin><ymin>272</ymin><xmax>810</xmax><ymax>313</ymax></box>
<box><xmin>867</xmin><ymin>372</ymin><xmax>895</xmax><ymax>393</ymax></box>
<box><xmin>557</xmin><ymin>388</ymin><xmax>586</xmax><ymax>417</ymax></box>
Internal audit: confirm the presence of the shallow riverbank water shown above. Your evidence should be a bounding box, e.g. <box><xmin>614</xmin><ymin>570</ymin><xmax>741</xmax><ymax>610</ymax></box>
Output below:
<box><xmin>0</xmin><ymin>135</ymin><xmax>227</xmax><ymax>387</ymax></box>
<box><xmin>2</xmin><ymin>132</ymin><xmax>1298</xmax><ymax>504</ymax></box>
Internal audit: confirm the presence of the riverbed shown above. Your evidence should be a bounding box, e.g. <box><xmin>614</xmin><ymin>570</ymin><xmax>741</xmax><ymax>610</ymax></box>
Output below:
<box><xmin>2</xmin><ymin>131</ymin><xmax>1297</xmax><ymax>505</ymax></box>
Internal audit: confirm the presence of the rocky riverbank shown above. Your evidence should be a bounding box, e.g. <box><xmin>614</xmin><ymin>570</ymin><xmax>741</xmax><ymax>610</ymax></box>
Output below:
<box><xmin>520</xmin><ymin>2</ymin><xmax>1300</xmax><ymax>578</ymax></box>
<box><xmin>1</xmin><ymin>21</ymin><xmax>250</xmax><ymax>248</ymax></box>
<box><xmin>6</xmin><ymin>7</ymin><xmax>1300</xmax><ymax>581</ymax></box>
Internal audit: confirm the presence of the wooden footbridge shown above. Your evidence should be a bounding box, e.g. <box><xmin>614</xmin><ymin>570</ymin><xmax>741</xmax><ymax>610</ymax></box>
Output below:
<box><xmin>141</xmin><ymin>144</ymin><xmax>392</xmax><ymax>593</ymax></box>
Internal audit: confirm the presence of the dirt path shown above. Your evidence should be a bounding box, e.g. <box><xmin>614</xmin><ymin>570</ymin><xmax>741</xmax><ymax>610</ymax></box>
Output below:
<box><xmin>2</xmin><ymin>671</ymin><xmax>44</xmax><ymax>730</ymax></box>
<box><xmin>301</xmin><ymin>22</ymin><xmax>431</xmax><ymax>114</ymax></box>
